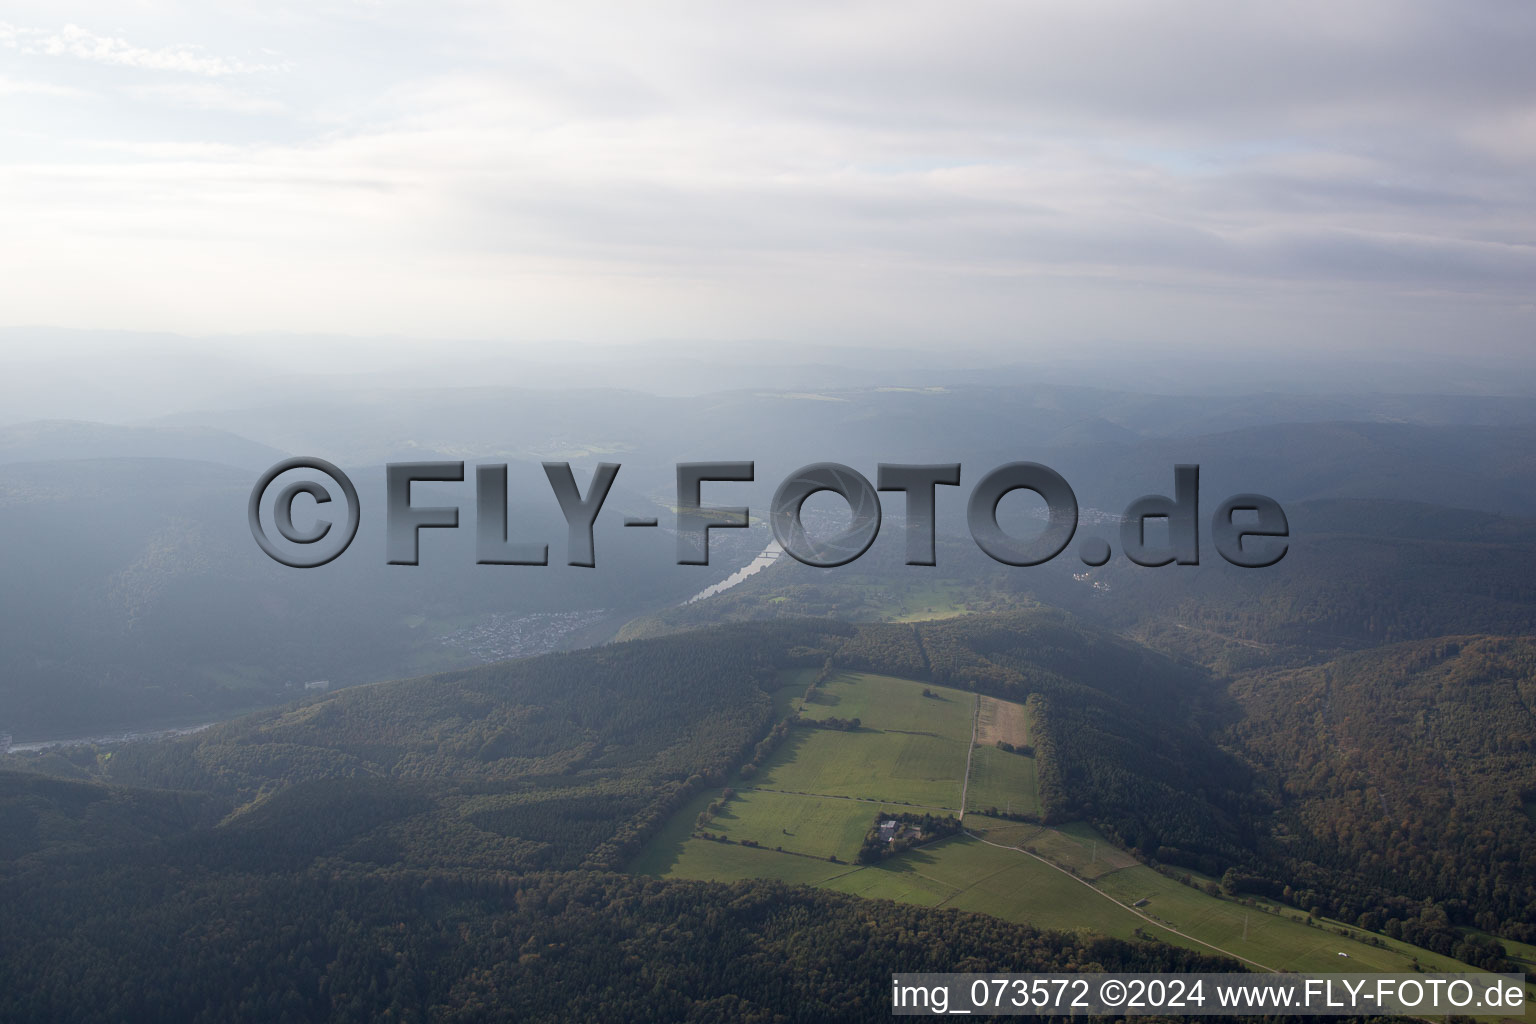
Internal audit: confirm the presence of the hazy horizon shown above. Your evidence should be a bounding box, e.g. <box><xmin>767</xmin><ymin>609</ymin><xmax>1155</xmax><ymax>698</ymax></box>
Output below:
<box><xmin>3</xmin><ymin>1</ymin><xmax>1534</xmax><ymax>356</ymax></box>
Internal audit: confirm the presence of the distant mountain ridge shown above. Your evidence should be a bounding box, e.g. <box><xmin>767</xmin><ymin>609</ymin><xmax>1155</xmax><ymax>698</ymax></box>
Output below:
<box><xmin>0</xmin><ymin>420</ymin><xmax>287</xmax><ymax>470</ymax></box>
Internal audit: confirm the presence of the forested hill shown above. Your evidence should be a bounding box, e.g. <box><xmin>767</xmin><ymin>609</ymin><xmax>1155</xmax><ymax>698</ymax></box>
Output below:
<box><xmin>0</xmin><ymin>864</ymin><xmax>1239</xmax><ymax>1022</ymax></box>
<box><xmin>24</xmin><ymin>609</ymin><xmax>1249</xmax><ymax>875</ymax></box>
<box><xmin>829</xmin><ymin>611</ymin><xmax>1257</xmax><ymax>873</ymax></box>
<box><xmin>4</xmin><ymin>608</ymin><xmax>1532</xmax><ymax>1016</ymax></box>
<box><xmin>0</xmin><ymin>607</ymin><xmax>1303</xmax><ymax>896</ymax></box>
<box><xmin>830</xmin><ymin>615</ymin><xmax>1536</xmax><ymax>948</ymax></box>
<box><xmin>68</xmin><ymin>619</ymin><xmax>855</xmax><ymax>873</ymax></box>
<box><xmin>0</xmin><ymin>613</ymin><xmax>1263</xmax><ymax>1021</ymax></box>
<box><xmin>4</xmin><ymin>607</ymin><xmax>1259</xmax><ymax>885</ymax></box>
<box><xmin>1224</xmin><ymin>635</ymin><xmax>1536</xmax><ymax>944</ymax></box>
<box><xmin>103</xmin><ymin>618</ymin><xmax>853</xmax><ymax>798</ymax></box>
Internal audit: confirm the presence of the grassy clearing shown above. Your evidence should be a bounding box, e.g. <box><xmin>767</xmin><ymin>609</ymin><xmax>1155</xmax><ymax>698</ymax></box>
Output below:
<box><xmin>963</xmin><ymin>816</ymin><xmax>1104</xmax><ymax>872</ymax></box>
<box><xmin>955</xmin><ymin>815</ymin><xmax>1501</xmax><ymax>977</ymax></box>
<box><xmin>695</xmin><ymin>789</ymin><xmax>891</xmax><ymax>861</ymax></box>
<box><xmin>817</xmin><ymin>856</ymin><xmax>961</xmax><ymax>907</ymax></box>
<box><xmin>963</xmin><ymin>745</ymin><xmax>1039</xmax><ymax>817</ymax></box>
<box><xmin>634</xmin><ymin>672</ymin><xmax>971</xmax><ymax>875</ymax></box>
<box><xmin>659</xmin><ymin>838</ymin><xmax>854</xmax><ymax>885</ymax></box>
<box><xmin>627</xmin><ymin>785</ymin><xmax>720</xmax><ymax>877</ymax></box>
<box><xmin>963</xmin><ymin>816</ymin><xmax>1492</xmax><ymax>975</ymax></box>
<box><xmin>630</xmin><ymin>782</ymin><xmax>864</xmax><ymax>881</ymax></box>
<box><xmin>1096</xmin><ymin>866</ymin><xmax>1486</xmax><ymax>975</ymax></box>
<box><xmin>886</xmin><ymin>582</ymin><xmax>976</xmax><ymax>622</ymax></box>
<box><xmin>754</xmin><ymin>726</ymin><xmax>964</xmax><ymax>809</ymax></box>
<box><xmin>963</xmin><ymin>692</ymin><xmax>1041</xmax><ymax>817</ymax></box>
<box><xmin>974</xmin><ymin>695</ymin><xmax>1030</xmax><ymax>747</ymax></box>
<box><xmin>798</xmin><ymin>672</ymin><xmax>973</xmax><ymax>740</ymax></box>
<box><xmin>914</xmin><ymin>837</ymin><xmax>1154</xmax><ymax>939</ymax></box>
<box><xmin>639</xmin><ymin>672</ymin><xmax>1172</xmax><ymax>945</ymax></box>
<box><xmin>633</xmin><ymin>670</ymin><xmax>1497</xmax><ymax>985</ymax></box>
<box><xmin>959</xmin><ymin>815</ymin><xmax>1038</xmax><ymax>847</ymax></box>
<box><xmin>817</xmin><ymin>836</ymin><xmax>1152</xmax><ymax>939</ymax></box>
<box><xmin>1025</xmin><ymin>821</ymin><xmax>1137</xmax><ymax>879</ymax></box>
<box><xmin>769</xmin><ymin>670</ymin><xmax>816</xmax><ymax>719</ymax></box>
<box><xmin>759</xmin><ymin>672</ymin><xmax>974</xmax><ymax>809</ymax></box>
<box><xmin>638</xmin><ymin>673</ymin><xmax>1129</xmax><ymax>941</ymax></box>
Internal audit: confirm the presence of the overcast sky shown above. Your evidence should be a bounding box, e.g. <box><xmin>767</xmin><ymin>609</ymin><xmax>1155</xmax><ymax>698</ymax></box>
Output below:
<box><xmin>1</xmin><ymin>1</ymin><xmax>1533</xmax><ymax>357</ymax></box>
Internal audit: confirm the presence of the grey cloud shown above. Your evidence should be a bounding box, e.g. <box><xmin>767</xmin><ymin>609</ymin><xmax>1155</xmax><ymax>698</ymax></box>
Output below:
<box><xmin>1</xmin><ymin>0</ymin><xmax>1533</xmax><ymax>349</ymax></box>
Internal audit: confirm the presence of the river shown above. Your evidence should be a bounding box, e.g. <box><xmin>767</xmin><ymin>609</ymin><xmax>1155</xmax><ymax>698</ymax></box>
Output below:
<box><xmin>684</xmin><ymin>540</ymin><xmax>783</xmax><ymax>604</ymax></box>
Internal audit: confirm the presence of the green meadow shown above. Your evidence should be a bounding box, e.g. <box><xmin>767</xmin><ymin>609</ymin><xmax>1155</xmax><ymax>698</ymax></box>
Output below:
<box><xmin>963</xmin><ymin>745</ymin><xmax>1039</xmax><ymax>817</ymax></box>
<box><xmin>635</xmin><ymin>670</ymin><xmax>1493</xmax><ymax>982</ymax></box>
<box><xmin>797</xmin><ymin>672</ymin><xmax>973</xmax><ymax>739</ymax></box>
<box><xmin>761</xmin><ymin>671</ymin><xmax>974</xmax><ymax>809</ymax></box>
<box><xmin>1096</xmin><ymin>865</ymin><xmax>1493</xmax><ymax>975</ymax></box>
<box><xmin>694</xmin><ymin>788</ymin><xmax>893</xmax><ymax>861</ymax></box>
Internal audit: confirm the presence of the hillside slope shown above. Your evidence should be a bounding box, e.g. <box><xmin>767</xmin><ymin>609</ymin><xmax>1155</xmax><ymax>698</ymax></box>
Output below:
<box><xmin>1225</xmin><ymin>635</ymin><xmax>1536</xmax><ymax>944</ymax></box>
